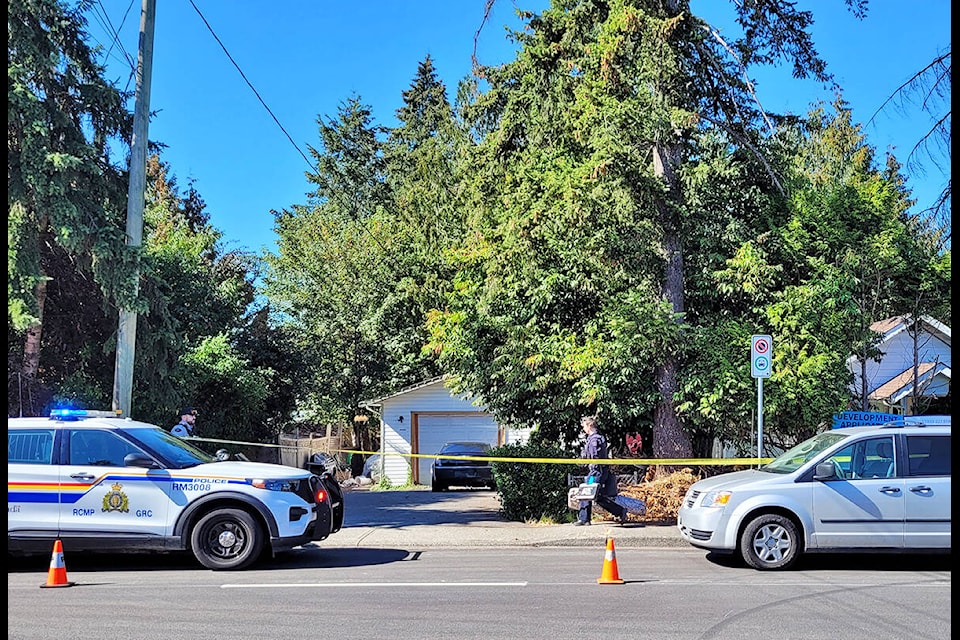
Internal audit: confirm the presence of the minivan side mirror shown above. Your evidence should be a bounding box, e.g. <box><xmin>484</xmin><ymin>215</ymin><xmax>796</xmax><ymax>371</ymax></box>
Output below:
<box><xmin>813</xmin><ymin>460</ymin><xmax>840</xmax><ymax>481</ymax></box>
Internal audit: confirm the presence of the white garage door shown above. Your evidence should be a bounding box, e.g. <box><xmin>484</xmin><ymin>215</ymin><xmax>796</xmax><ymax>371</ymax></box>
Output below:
<box><xmin>416</xmin><ymin>414</ymin><xmax>499</xmax><ymax>484</ymax></box>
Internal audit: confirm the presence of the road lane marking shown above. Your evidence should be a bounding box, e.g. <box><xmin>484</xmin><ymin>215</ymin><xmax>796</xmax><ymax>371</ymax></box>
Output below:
<box><xmin>221</xmin><ymin>581</ymin><xmax>528</xmax><ymax>589</ymax></box>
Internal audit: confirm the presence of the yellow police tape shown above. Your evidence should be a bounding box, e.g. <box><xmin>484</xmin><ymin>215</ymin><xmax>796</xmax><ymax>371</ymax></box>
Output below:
<box><xmin>185</xmin><ymin>436</ymin><xmax>773</xmax><ymax>466</ymax></box>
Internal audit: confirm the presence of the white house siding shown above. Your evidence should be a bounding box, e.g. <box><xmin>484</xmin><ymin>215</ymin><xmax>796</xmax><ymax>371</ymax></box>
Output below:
<box><xmin>848</xmin><ymin>319</ymin><xmax>951</xmax><ymax>398</ymax></box>
<box><xmin>373</xmin><ymin>379</ymin><xmax>532</xmax><ymax>486</ymax></box>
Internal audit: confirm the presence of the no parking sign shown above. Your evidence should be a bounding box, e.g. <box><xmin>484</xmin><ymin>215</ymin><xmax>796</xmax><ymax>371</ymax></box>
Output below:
<box><xmin>751</xmin><ymin>335</ymin><xmax>772</xmax><ymax>378</ymax></box>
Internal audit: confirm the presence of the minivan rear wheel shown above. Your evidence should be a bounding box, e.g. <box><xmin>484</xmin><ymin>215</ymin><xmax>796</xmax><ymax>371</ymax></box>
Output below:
<box><xmin>740</xmin><ymin>513</ymin><xmax>800</xmax><ymax>570</ymax></box>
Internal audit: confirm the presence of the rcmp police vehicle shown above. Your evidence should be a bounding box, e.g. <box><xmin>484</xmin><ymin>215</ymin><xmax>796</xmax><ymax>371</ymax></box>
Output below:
<box><xmin>8</xmin><ymin>410</ymin><xmax>344</xmax><ymax>570</ymax></box>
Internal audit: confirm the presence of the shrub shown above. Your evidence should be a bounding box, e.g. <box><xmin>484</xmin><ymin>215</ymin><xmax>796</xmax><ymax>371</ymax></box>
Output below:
<box><xmin>491</xmin><ymin>441</ymin><xmax>578</xmax><ymax>523</ymax></box>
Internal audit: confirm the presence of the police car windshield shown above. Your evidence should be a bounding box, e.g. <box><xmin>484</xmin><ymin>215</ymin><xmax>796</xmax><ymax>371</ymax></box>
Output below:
<box><xmin>761</xmin><ymin>431</ymin><xmax>849</xmax><ymax>474</ymax></box>
<box><xmin>123</xmin><ymin>427</ymin><xmax>214</xmax><ymax>468</ymax></box>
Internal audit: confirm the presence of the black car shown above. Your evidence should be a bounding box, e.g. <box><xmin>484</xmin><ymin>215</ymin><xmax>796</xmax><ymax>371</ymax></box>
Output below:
<box><xmin>431</xmin><ymin>441</ymin><xmax>496</xmax><ymax>491</ymax></box>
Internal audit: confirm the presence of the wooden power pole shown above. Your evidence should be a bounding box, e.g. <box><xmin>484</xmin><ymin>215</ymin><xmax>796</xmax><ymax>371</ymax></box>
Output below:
<box><xmin>113</xmin><ymin>0</ymin><xmax>156</xmax><ymax>417</ymax></box>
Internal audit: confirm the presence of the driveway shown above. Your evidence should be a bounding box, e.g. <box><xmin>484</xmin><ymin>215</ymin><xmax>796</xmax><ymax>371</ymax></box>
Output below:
<box><xmin>342</xmin><ymin>487</ymin><xmax>508</xmax><ymax>528</ymax></box>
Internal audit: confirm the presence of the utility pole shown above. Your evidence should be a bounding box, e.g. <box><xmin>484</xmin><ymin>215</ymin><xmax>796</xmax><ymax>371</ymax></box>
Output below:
<box><xmin>113</xmin><ymin>0</ymin><xmax>156</xmax><ymax>417</ymax></box>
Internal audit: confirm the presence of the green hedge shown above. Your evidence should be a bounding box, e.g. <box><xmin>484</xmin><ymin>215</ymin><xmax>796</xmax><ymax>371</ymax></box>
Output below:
<box><xmin>491</xmin><ymin>441</ymin><xmax>579</xmax><ymax>523</ymax></box>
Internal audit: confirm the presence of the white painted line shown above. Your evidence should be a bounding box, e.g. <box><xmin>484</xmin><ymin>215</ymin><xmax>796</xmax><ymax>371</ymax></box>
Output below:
<box><xmin>222</xmin><ymin>582</ymin><xmax>528</xmax><ymax>589</ymax></box>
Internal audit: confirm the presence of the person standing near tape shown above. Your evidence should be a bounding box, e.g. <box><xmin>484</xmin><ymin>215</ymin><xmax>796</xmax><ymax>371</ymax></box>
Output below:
<box><xmin>171</xmin><ymin>406</ymin><xmax>198</xmax><ymax>438</ymax></box>
<box><xmin>575</xmin><ymin>414</ymin><xmax>627</xmax><ymax>526</ymax></box>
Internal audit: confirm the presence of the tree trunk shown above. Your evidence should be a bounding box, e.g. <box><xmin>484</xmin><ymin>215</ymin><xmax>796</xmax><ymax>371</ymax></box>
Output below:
<box><xmin>21</xmin><ymin>278</ymin><xmax>47</xmax><ymax>381</ymax></box>
<box><xmin>859</xmin><ymin>356</ymin><xmax>869</xmax><ymax>411</ymax></box>
<box><xmin>651</xmin><ymin>142</ymin><xmax>693</xmax><ymax>475</ymax></box>
<box><xmin>18</xmin><ymin>278</ymin><xmax>47</xmax><ymax>417</ymax></box>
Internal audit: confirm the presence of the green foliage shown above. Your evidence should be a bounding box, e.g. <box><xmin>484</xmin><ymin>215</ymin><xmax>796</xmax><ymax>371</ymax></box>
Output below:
<box><xmin>264</xmin><ymin>98</ymin><xmax>395</xmax><ymax>429</ymax></box>
<box><xmin>8</xmin><ymin>0</ymin><xmax>137</xmax><ymax>331</ymax></box>
<box><xmin>263</xmin><ymin>59</ymin><xmax>469</xmax><ymax>432</ymax></box>
<box><xmin>174</xmin><ymin>334</ymin><xmax>275</xmax><ymax>443</ymax></box>
<box><xmin>490</xmin><ymin>441</ymin><xmax>578</xmax><ymax>523</ymax></box>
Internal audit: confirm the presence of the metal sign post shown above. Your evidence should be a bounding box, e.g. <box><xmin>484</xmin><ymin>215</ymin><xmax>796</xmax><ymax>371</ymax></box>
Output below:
<box><xmin>751</xmin><ymin>335</ymin><xmax>772</xmax><ymax>464</ymax></box>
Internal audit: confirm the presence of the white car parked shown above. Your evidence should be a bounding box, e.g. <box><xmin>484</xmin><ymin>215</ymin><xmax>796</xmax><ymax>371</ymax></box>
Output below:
<box><xmin>677</xmin><ymin>416</ymin><xmax>951</xmax><ymax>570</ymax></box>
<box><xmin>8</xmin><ymin>409</ymin><xmax>344</xmax><ymax>570</ymax></box>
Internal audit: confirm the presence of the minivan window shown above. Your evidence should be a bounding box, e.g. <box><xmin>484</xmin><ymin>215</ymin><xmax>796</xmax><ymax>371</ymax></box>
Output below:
<box><xmin>826</xmin><ymin>436</ymin><xmax>895</xmax><ymax>479</ymax></box>
<box><xmin>762</xmin><ymin>431</ymin><xmax>848</xmax><ymax>474</ymax></box>
<box><xmin>907</xmin><ymin>435</ymin><xmax>951</xmax><ymax>476</ymax></box>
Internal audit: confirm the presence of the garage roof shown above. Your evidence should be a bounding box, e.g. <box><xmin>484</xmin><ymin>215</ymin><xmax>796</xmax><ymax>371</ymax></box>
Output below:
<box><xmin>360</xmin><ymin>375</ymin><xmax>446</xmax><ymax>406</ymax></box>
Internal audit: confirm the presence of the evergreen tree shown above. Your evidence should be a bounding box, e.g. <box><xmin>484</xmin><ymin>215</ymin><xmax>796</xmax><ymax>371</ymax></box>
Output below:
<box><xmin>265</xmin><ymin>97</ymin><xmax>396</xmax><ymax>427</ymax></box>
<box><xmin>429</xmin><ymin>0</ymin><xmax>866</xmax><ymax>463</ymax></box>
<box><xmin>8</xmin><ymin>0</ymin><xmax>136</xmax><ymax>414</ymax></box>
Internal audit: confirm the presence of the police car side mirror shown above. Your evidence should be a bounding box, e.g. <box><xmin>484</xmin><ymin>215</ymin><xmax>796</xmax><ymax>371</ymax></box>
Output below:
<box><xmin>124</xmin><ymin>452</ymin><xmax>160</xmax><ymax>469</ymax></box>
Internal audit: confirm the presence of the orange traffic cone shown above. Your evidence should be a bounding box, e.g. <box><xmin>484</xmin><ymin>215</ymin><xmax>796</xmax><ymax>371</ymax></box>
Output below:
<box><xmin>40</xmin><ymin>539</ymin><xmax>75</xmax><ymax>588</ymax></box>
<box><xmin>597</xmin><ymin>536</ymin><xmax>625</xmax><ymax>584</ymax></box>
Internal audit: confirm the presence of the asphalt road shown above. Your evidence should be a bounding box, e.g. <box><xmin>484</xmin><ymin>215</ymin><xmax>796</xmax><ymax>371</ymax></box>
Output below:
<box><xmin>8</xmin><ymin>546</ymin><xmax>950</xmax><ymax>640</ymax></box>
<box><xmin>8</xmin><ymin>488</ymin><xmax>950</xmax><ymax>640</ymax></box>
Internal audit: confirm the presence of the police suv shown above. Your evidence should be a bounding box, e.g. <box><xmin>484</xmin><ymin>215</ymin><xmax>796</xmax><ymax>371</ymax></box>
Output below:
<box><xmin>8</xmin><ymin>410</ymin><xmax>344</xmax><ymax>570</ymax></box>
<box><xmin>677</xmin><ymin>415</ymin><xmax>950</xmax><ymax>570</ymax></box>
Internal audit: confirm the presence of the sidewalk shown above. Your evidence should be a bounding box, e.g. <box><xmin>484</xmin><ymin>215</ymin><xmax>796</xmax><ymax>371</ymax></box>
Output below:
<box><xmin>331</xmin><ymin>486</ymin><xmax>687</xmax><ymax>550</ymax></box>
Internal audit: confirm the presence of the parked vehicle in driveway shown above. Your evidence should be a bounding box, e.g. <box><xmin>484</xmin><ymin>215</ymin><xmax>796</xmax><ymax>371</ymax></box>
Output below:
<box><xmin>677</xmin><ymin>416</ymin><xmax>951</xmax><ymax>570</ymax></box>
<box><xmin>431</xmin><ymin>441</ymin><xmax>496</xmax><ymax>492</ymax></box>
<box><xmin>8</xmin><ymin>409</ymin><xmax>344</xmax><ymax>570</ymax></box>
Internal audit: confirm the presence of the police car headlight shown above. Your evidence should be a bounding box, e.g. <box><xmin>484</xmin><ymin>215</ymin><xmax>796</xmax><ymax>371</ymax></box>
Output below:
<box><xmin>701</xmin><ymin>490</ymin><xmax>732</xmax><ymax>508</ymax></box>
<box><xmin>251</xmin><ymin>478</ymin><xmax>297</xmax><ymax>492</ymax></box>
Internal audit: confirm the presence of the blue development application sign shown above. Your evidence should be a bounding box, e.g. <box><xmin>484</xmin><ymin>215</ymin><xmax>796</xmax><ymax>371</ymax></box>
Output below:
<box><xmin>831</xmin><ymin>411</ymin><xmax>900</xmax><ymax>429</ymax></box>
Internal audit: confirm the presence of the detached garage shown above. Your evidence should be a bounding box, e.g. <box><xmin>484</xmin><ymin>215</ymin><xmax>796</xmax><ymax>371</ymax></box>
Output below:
<box><xmin>361</xmin><ymin>377</ymin><xmax>530</xmax><ymax>486</ymax></box>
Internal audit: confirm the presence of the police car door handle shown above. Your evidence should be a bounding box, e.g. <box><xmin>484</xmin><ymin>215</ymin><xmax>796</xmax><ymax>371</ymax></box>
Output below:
<box><xmin>69</xmin><ymin>472</ymin><xmax>96</xmax><ymax>481</ymax></box>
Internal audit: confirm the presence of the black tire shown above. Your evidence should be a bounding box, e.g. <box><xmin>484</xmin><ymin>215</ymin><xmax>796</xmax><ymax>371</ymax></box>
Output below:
<box><xmin>190</xmin><ymin>508</ymin><xmax>264</xmax><ymax>571</ymax></box>
<box><xmin>739</xmin><ymin>513</ymin><xmax>801</xmax><ymax>571</ymax></box>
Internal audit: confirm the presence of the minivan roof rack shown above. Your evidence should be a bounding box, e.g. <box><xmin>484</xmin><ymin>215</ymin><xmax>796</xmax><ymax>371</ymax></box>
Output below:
<box><xmin>879</xmin><ymin>415</ymin><xmax>951</xmax><ymax>428</ymax></box>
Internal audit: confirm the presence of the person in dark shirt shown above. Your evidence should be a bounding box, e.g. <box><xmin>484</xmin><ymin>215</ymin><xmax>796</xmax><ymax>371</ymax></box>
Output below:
<box><xmin>575</xmin><ymin>414</ymin><xmax>627</xmax><ymax>526</ymax></box>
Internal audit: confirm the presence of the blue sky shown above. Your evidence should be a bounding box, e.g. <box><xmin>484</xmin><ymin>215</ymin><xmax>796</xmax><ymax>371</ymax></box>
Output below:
<box><xmin>85</xmin><ymin>1</ymin><xmax>951</xmax><ymax>255</ymax></box>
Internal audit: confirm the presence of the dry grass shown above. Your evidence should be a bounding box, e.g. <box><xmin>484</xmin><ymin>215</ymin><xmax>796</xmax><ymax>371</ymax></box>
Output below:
<box><xmin>595</xmin><ymin>468</ymin><xmax>701</xmax><ymax>524</ymax></box>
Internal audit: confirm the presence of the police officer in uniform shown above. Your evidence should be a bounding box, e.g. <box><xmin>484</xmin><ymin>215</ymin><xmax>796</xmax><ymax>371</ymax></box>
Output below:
<box><xmin>171</xmin><ymin>406</ymin><xmax>197</xmax><ymax>437</ymax></box>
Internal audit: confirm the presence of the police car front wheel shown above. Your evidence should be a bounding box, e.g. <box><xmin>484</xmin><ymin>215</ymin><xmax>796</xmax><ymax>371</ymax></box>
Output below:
<box><xmin>190</xmin><ymin>508</ymin><xmax>265</xmax><ymax>571</ymax></box>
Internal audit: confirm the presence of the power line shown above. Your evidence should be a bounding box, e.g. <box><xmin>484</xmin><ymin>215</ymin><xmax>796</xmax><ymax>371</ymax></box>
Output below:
<box><xmin>187</xmin><ymin>0</ymin><xmax>317</xmax><ymax>173</ymax></box>
<box><xmin>88</xmin><ymin>0</ymin><xmax>137</xmax><ymax>91</ymax></box>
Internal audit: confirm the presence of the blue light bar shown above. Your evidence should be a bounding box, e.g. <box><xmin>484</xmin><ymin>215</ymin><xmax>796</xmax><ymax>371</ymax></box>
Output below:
<box><xmin>49</xmin><ymin>408</ymin><xmax>123</xmax><ymax>421</ymax></box>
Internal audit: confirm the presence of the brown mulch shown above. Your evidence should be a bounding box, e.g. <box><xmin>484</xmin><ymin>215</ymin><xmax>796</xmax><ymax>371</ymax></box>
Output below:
<box><xmin>595</xmin><ymin>468</ymin><xmax>701</xmax><ymax>525</ymax></box>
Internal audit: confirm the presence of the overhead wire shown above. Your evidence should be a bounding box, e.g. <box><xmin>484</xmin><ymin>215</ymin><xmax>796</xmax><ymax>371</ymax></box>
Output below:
<box><xmin>187</xmin><ymin>0</ymin><xmax>317</xmax><ymax>174</ymax></box>
<box><xmin>88</xmin><ymin>0</ymin><xmax>138</xmax><ymax>91</ymax></box>
<box><xmin>185</xmin><ymin>1</ymin><xmax>394</xmax><ymax>259</ymax></box>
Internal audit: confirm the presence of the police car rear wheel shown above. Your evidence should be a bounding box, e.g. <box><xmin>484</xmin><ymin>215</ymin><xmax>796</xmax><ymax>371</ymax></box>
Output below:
<box><xmin>191</xmin><ymin>508</ymin><xmax>264</xmax><ymax>571</ymax></box>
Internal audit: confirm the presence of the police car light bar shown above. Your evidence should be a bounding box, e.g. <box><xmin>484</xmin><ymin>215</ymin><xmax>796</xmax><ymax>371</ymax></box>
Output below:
<box><xmin>50</xmin><ymin>408</ymin><xmax>123</xmax><ymax>420</ymax></box>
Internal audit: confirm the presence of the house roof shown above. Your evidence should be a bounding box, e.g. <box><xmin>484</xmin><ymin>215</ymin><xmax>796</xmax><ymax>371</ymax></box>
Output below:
<box><xmin>869</xmin><ymin>362</ymin><xmax>952</xmax><ymax>404</ymax></box>
<box><xmin>846</xmin><ymin>315</ymin><xmax>952</xmax><ymax>367</ymax></box>
<box><xmin>869</xmin><ymin>315</ymin><xmax>951</xmax><ymax>344</ymax></box>
<box><xmin>359</xmin><ymin>375</ymin><xmax>447</xmax><ymax>406</ymax></box>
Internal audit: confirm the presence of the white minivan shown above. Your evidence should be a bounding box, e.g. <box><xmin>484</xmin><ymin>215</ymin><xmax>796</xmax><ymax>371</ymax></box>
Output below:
<box><xmin>677</xmin><ymin>416</ymin><xmax>951</xmax><ymax>570</ymax></box>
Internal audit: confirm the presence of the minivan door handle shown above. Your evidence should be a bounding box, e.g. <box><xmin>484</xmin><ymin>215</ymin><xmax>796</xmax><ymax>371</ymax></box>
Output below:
<box><xmin>909</xmin><ymin>485</ymin><xmax>933</xmax><ymax>493</ymax></box>
<box><xmin>879</xmin><ymin>486</ymin><xmax>902</xmax><ymax>494</ymax></box>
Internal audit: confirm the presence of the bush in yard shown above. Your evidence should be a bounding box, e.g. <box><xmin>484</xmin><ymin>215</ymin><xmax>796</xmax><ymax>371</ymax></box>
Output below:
<box><xmin>491</xmin><ymin>441</ymin><xmax>578</xmax><ymax>523</ymax></box>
